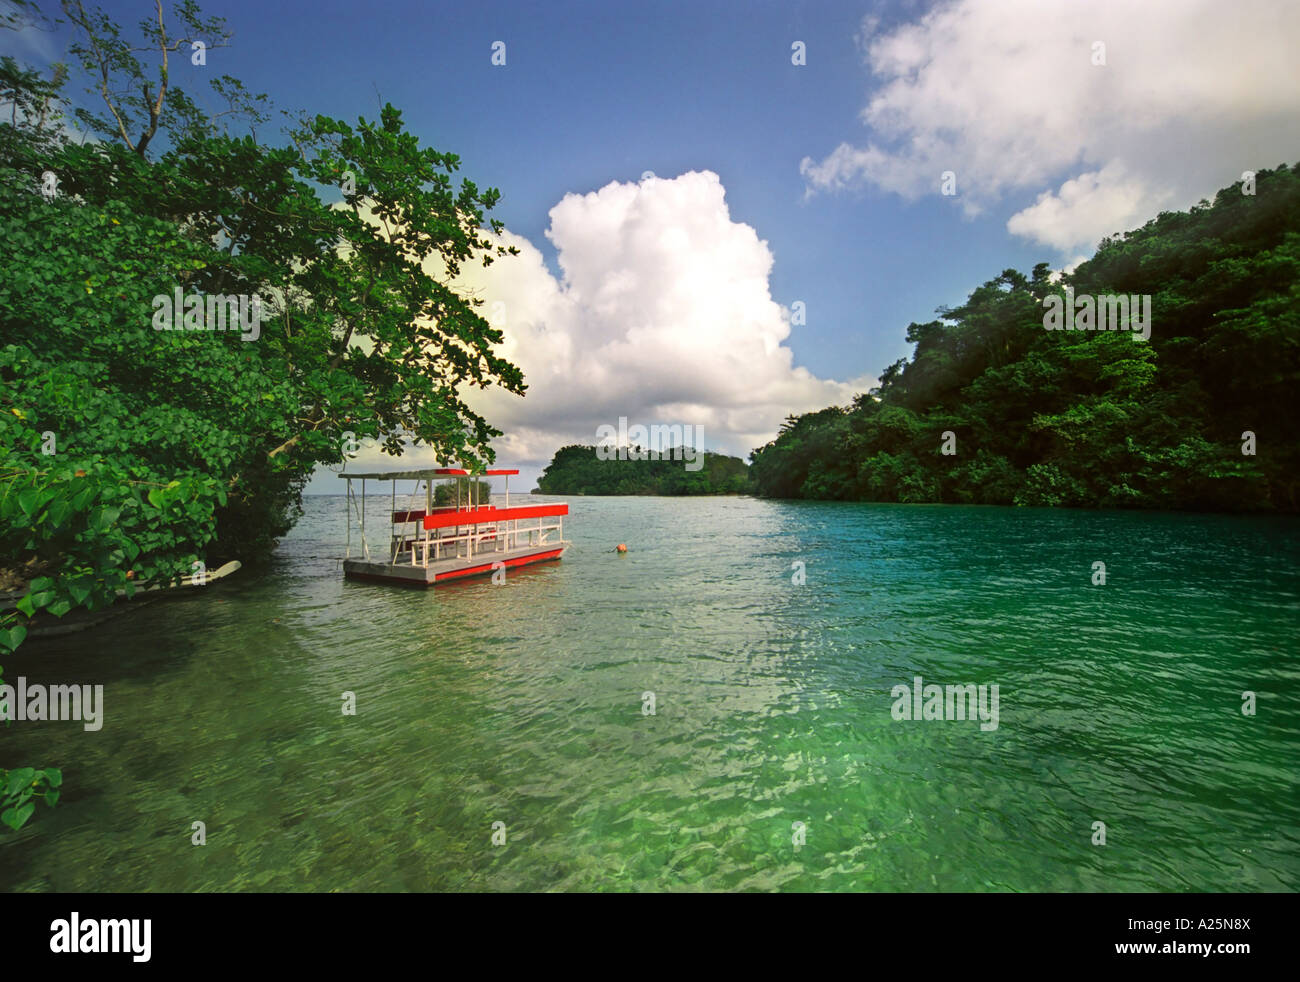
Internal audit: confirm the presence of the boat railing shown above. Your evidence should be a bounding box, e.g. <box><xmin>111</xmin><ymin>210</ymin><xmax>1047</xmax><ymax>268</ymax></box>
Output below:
<box><xmin>391</xmin><ymin>504</ymin><xmax>495</xmax><ymax>524</ymax></box>
<box><xmin>390</xmin><ymin>515</ymin><xmax>565</xmax><ymax>567</ymax></box>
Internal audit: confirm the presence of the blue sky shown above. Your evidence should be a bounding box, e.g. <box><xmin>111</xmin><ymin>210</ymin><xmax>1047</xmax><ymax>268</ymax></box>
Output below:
<box><xmin>6</xmin><ymin>0</ymin><xmax>1298</xmax><ymax>491</ymax></box>
<box><xmin>186</xmin><ymin>0</ymin><xmax>1037</xmax><ymax>380</ymax></box>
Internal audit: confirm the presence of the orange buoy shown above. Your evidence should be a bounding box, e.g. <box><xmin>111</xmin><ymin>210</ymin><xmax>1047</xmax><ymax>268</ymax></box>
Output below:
<box><xmin>616</xmin><ymin>543</ymin><xmax>628</xmax><ymax>554</ymax></box>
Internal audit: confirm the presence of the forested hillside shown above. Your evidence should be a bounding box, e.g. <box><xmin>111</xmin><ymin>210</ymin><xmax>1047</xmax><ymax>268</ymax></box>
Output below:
<box><xmin>537</xmin><ymin>445</ymin><xmax>749</xmax><ymax>495</ymax></box>
<box><xmin>749</xmin><ymin>165</ymin><xmax>1299</xmax><ymax>512</ymax></box>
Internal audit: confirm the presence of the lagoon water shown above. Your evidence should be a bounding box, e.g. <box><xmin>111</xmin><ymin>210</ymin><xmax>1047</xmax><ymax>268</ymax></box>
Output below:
<box><xmin>2</xmin><ymin>495</ymin><xmax>1297</xmax><ymax>891</ymax></box>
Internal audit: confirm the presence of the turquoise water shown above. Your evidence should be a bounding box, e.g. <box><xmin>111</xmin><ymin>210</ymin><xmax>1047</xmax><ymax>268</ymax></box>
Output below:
<box><xmin>2</xmin><ymin>495</ymin><xmax>1297</xmax><ymax>891</ymax></box>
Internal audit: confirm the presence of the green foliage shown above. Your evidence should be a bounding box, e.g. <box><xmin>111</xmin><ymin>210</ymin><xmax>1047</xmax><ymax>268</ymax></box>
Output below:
<box><xmin>0</xmin><ymin>764</ymin><xmax>62</xmax><ymax>832</ymax></box>
<box><xmin>1</xmin><ymin>0</ymin><xmax>524</xmax><ymax>652</ymax></box>
<box><xmin>432</xmin><ymin>479</ymin><xmax>492</xmax><ymax>506</ymax></box>
<box><xmin>0</xmin><ymin>1</ymin><xmax>527</xmax><ymax>829</ymax></box>
<box><xmin>537</xmin><ymin>445</ymin><xmax>750</xmax><ymax>495</ymax></box>
<box><xmin>751</xmin><ymin>165</ymin><xmax>1300</xmax><ymax>512</ymax></box>
<box><xmin>0</xmin><ymin>665</ymin><xmax>62</xmax><ymax>831</ymax></box>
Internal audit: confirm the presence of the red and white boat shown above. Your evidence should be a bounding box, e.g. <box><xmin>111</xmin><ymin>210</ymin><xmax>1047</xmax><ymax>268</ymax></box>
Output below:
<box><xmin>339</xmin><ymin>467</ymin><xmax>568</xmax><ymax>586</ymax></box>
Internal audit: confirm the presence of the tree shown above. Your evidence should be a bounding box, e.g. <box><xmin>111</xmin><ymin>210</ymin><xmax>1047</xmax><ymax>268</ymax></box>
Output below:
<box><xmin>537</xmin><ymin>445</ymin><xmax>750</xmax><ymax>495</ymax></box>
<box><xmin>1</xmin><ymin>0</ymin><xmax>530</xmax><ymax>827</ymax></box>
<box><xmin>2</xmin><ymin>0</ymin><xmax>527</xmax><ymax>642</ymax></box>
<box><xmin>751</xmin><ymin>165</ymin><xmax>1300</xmax><ymax>512</ymax></box>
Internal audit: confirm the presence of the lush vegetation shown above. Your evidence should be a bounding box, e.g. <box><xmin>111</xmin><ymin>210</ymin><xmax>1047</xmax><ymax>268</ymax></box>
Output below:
<box><xmin>0</xmin><ymin>669</ymin><xmax>62</xmax><ymax>830</ymax></box>
<box><xmin>751</xmin><ymin>165</ymin><xmax>1299</xmax><ymax>511</ymax></box>
<box><xmin>537</xmin><ymin>444</ymin><xmax>749</xmax><ymax>495</ymax></box>
<box><xmin>1</xmin><ymin>0</ymin><xmax>524</xmax><ymax>648</ymax></box>
<box><xmin>0</xmin><ymin>0</ymin><xmax>525</xmax><ymax>827</ymax></box>
<box><xmin>433</xmin><ymin>479</ymin><xmax>492</xmax><ymax>506</ymax></box>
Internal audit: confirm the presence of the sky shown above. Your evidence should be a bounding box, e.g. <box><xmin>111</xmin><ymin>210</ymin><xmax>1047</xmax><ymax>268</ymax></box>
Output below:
<box><xmin>5</xmin><ymin>0</ymin><xmax>1299</xmax><ymax>492</ymax></box>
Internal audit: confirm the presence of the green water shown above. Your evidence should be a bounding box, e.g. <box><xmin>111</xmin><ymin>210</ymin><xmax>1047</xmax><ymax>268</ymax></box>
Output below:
<box><xmin>2</xmin><ymin>495</ymin><xmax>1297</xmax><ymax>891</ymax></box>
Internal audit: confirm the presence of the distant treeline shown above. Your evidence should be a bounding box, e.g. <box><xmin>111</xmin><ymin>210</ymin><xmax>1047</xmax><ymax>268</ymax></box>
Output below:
<box><xmin>750</xmin><ymin>164</ymin><xmax>1300</xmax><ymax>512</ymax></box>
<box><xmin>433</xmin><ymin>480</ymin><xmax>492</xmax><ymax>506</ymax></box>
<box><xmin>537</xmin><ymin>445</ymin><xmax>749</xmax><ymax>495</ymax></box>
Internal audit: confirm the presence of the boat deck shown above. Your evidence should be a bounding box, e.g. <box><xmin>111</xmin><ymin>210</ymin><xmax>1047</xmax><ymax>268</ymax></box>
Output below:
<box><xmin>343</xmin><ymin>542</ymin><xmax>567</xmax><ymax>586</ymax></box>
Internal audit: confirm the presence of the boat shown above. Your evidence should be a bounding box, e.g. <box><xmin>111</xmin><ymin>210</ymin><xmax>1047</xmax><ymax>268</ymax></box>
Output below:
<box><xmin>339</xmin><ymin>467</ymin><xmax>569</xmax><ymax>586</ymax></box>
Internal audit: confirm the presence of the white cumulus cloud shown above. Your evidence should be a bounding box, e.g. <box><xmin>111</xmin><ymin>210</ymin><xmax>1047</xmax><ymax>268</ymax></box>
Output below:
<box><xmin>450</xmin><ymin>170</ymin><xmax>871</xmax><ymax>471</ymax></box>
<box><xmin>801</xmin><ymin>0</ymin><xmax>1300</xmax><ymax>254</ymax></box>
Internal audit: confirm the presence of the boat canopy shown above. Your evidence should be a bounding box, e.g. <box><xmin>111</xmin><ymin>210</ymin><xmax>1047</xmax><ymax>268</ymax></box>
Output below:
<box><xmin>339</xmin><ymin>467</ymin><xmax>519</xmax><ymax>480</ymax></box>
